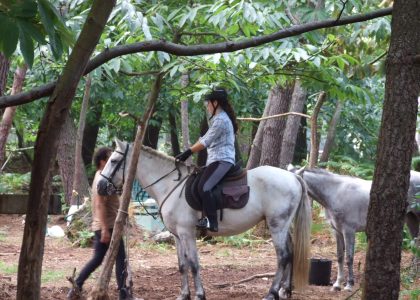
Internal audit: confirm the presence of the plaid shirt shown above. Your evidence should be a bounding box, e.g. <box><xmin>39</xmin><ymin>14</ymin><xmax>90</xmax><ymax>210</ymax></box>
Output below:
<box><xmin>199</xmin><ymin>110</ymin><xmax>235</xmax><ymax>166</ymax></box>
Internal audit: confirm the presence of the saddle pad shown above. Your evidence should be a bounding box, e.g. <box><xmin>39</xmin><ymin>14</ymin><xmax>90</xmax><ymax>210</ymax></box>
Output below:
<box><xmin>185</xmin><ymin>168</ymin><xmax>249</xmax><ymax>211</ymax></box>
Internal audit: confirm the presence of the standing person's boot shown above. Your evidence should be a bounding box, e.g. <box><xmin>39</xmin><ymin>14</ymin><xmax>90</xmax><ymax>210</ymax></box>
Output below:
<box><xmin>119</xmin><ymin>287</ymin><xmax>130</xmax><ymax>300</ymax></box>
<box><xmin>67</xmin><ymin>286</ymin><xmax>82</xmax><ymax>300</ymax></box>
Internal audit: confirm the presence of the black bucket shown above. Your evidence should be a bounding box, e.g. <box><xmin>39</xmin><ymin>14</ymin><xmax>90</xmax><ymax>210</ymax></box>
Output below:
<box><xmin>309</xmin><ymin>258</ymin><xmax>332</xmax><ymax>286</ymax></box>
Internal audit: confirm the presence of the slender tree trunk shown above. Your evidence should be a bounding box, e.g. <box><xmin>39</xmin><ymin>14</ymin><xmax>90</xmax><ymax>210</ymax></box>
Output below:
<box><xmin>72</xmin><ymin>75</ymin><xmax>91</xmax><ymax>205</ymax></box>
<box><xmin>82</xmin><ymin>98</ymin><xmax>103</xmax><ymax>167</ymax></box>
<box><xmin>259</xmin><ymin>83</ymin><xmax>293</xmax><ymax>167</ymax></box>
<box><xmin>308</xmin><ymin>91</ymin><xmax>326</xmax><ymax>168</ymax></box>
<box><xmin>0</xmin><ymin>53</ymin><xmax>10</xmax><ymax>97</ymax></box>
<box><xmin>16</xmin><ymin>2</ymin><xmax>116</xmax><ymax>299</ymax></box>
<box><xmin>279</xmin><ymin>80</ymin><xmax>307</xmax><ymax>169</ymax></box>
<box><xmin>197</xmin><ymin>114</ymin><xmax>208</xmax><ymax>167</ymax></box>
<box><xmin>0</xmin><ymin>65</ymin><xmax>27</xmax><ymax>168</ymax></box>
<box><xmin>92</xmin><ymin>72</ymin><xmax>165</xmax><ymax>299</ymax></box>
<box><xmin>168</xmin><ymin>109</ymin><xmax>180</xmax><ymax>156</ymax></box>
<box><xmin>246</xmin><ymin>92</ymin><xmax>273</xmax><ymax>169</ymax></box>
<box><xmin>319</xmin><ymin>100</ymin><xmax>343</xmax><ymax>163</ymax></box>
<box><xmin>363</xmin><ymin>1</ymin><xmax>420</xmax><ymax>299</ymax></box>
<box><xmin>180</xmin><ymin>73</ymin><xmax>192</xmax><ymax>163</ymax></box>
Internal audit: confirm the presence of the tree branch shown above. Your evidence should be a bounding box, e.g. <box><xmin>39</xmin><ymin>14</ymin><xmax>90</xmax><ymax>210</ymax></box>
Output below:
<box><xmin>0</xmin><ymin>7</ymin><xmax>392</xmax><ymax>109</ymax></box>
<box><xmin>237</xmin><ymin>112</ymin><xmax>311</xmax><ymax>122</ymax></box>
<box><xmin>119</xmin><ymin>70</ymin><xmax>160</xmax><ymax>76</ymax></box>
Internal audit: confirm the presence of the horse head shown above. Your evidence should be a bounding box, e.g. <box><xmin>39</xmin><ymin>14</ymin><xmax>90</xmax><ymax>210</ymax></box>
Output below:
<box><xmin>97</xmin><ymin>139</ymin><xmax>131</xmax><ymax>196</ymax></box>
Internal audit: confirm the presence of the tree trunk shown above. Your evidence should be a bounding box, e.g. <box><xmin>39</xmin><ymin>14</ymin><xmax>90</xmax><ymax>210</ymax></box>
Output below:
<box><xmin>362</xmin><ymin>1</ymin><xmax>420</xmax><ymax>299</ymax></box>
<box><xmin>0</xmin><ymin>53</ymin><xmax>10</xmax><ymax>97</ymax></box>
<box><xmin>92</xmin><ymin>72</ymin><xmax>165</xmax><ymax>299</ymax></box>
<box><xmin>16</xmin><ymin>2</ymin><xmax>116</xmax><ymax>299</ymax></box>
<box><xmin>82</xmin><ymin>98</ymin><xmax>103</xmax><ymax>167</ymax></box>
<box><xmin>0</xmin><ymin>65</ymin><xmax>28</xmax><ymax>168</ymax></box>
<box><xmin>293</xmin><ymin>105</ymin><xmax>308</xmax><ymax>165</ymax></box>
<box><xmin>180</xmin><ymin>73</ymin><xmax>192</xmax><ymax>163</ymax></box>
<box><xmin>308</xmin><ymin>91</ymin><xmax>326</xmax><ymax>168</ymax></box>
<box><xmin>246</xmin><ymin>91</ymin><xmax>273</xmax><ymax>169</ymax></box>
<box><xmin>259</xmin><ymin>83</ymin><xmax>293</xmax><ymax>167</ymax></box>
<box><xmin>319</xmin><ymin>100</ymin><xmax>343</xmax><ymax>163</ymax></box>
<box><xmin>57</xmin><ymin>114</ymin><xmax>90</xmax><ymax>205</ymax></box>
<box><xmin>168</xmin><ymin>108</ymin><xmax>180</xmax><ymax>156</ymax></box>
<box><xmin>143</xmin><ymin>105</ymin><xmax>162</xmax><ymax>149</ymax></box>
<box><xmin>72</xmin><ymin>75</ymin><xmax>91</xmax><ymax>205</ymax></box>
<box><xmin>279</xmin><ymin>80</ymin><xmax>307</xmax><ymax>169</ymax></box>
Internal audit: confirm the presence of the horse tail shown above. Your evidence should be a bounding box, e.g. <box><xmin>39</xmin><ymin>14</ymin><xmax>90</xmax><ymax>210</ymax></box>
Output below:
<box><xmin>292</xmin><ymin>175</ymin><xmax>311</xmax><ymax>290</ymax></box>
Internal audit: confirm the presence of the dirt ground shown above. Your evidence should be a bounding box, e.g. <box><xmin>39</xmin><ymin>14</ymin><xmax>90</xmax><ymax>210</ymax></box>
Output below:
<box><xmin>0</xmin><ymin>214</ymin><xmax>418</xmax><ymax>300</ymax></box>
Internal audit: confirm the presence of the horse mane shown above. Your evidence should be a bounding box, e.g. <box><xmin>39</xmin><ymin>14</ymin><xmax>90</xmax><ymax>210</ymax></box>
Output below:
<box><xmin>140</xmin><ymin>145</ymin><xmax>176</xmax><ymax>163</ymax></box>
<box><xmin>306</xmin><ymin>167</ymin><xmax>359</xmax><ymax>180</ymax></box>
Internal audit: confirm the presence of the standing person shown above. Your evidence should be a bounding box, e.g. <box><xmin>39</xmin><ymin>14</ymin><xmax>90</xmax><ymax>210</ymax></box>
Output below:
<box><xmin>176</xmin><ymin>87</ymin><xmax>238</xmax><ymax>232</ymax></box>
<box><xmin>67</xmin><ymin>147</ymin><xmax>128</xmax><ymax>300</ymax></box>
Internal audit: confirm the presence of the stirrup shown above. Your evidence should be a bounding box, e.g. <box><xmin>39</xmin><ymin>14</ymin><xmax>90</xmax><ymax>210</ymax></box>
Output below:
<box><xmin>196</xmin><ymin>217</ymin><xmax>218</xmax><ymax>232</ymax></box>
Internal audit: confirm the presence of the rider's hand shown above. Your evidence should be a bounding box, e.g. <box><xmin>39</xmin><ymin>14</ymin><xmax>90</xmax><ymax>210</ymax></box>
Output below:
<box><xmin>100</xmin><ymin>229</ymin><xmax>111</xmax><ymax>244</ymax></box>
<box><xmin>175</xmin><ymin>149</ymin><xmax>192</xmax><ymax>162</ymax></box>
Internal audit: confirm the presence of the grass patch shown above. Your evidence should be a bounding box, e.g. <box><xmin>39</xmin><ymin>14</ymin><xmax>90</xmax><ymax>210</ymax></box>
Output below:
<box><xmin>137</xmin><ymin>241</ymin><xmax>173</xmax><ymax>253</ymax></box>
<box><xmin>213</xmin><ymin>230</ymin><xmax>265</xmax><ymax>249</ymax></box>
<box><xmin>0</xmin><ymin>231</ymin><xmax>6</xmax><ymax>242</ymax></box>
<box><xmin>0</xmin><ymin>261</ymin><xmax>18</xmax><ymax>274</ymax></box>
<box><xmin>41</xmin><ymin>269</ymin><xmax>66</xmax><ymax>284</ymax></box>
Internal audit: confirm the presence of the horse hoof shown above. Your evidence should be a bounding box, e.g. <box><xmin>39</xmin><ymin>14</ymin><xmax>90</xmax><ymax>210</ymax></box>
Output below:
<box><xmin>279</xmin><ymin>288</ymin><xmax>291</xmax><ymax>299</ymax></box>
<box><xmin>176</xmin><ymin>294</ymin><xmax>191</xmax><ymax>300</ymax></box>
<box><xmin>330</xmin><ymin>286</ymin><xmax>341</xmax><ymax>292</ymax></box>
<box><xmin>194</xmin><ymin>295</ymin><xmax>205</xmax><ymax>300</ymax></box>
<box><xmin>344</xmin><ymin>285</ymin><xmax>353</xmax><ymax>292</ymax></box>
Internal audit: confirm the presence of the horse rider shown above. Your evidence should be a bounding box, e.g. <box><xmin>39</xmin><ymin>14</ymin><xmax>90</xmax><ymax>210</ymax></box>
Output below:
<box><xmin>176</xmin><ymin>87</ymin><xmax>238</xmax><ymax>232</ymax></box>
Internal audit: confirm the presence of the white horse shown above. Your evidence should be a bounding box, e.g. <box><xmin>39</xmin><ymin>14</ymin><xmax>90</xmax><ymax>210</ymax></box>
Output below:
<box><xmin>98</xmin><ymin>140</ymin><xmax>311</xmax><ymax>300</ymax></box>
<box><xmin>291</xmin><ymin>167</ymin><xmax>420</xmax><ymax>293</ymax></box>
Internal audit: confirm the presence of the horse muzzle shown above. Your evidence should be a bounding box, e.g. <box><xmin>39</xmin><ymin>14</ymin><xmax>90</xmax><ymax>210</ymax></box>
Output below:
<box><xmin>97</xmin><ymin>179</ymin><xmax>119</xmax><ymax>196</ymax></box>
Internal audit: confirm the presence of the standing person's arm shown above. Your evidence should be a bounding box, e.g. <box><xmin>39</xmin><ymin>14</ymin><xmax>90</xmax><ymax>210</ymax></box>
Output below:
<box><xmin>95</xmin><ymin>195</ymin><xmax>110</xmax><ymax>243</ymax></box>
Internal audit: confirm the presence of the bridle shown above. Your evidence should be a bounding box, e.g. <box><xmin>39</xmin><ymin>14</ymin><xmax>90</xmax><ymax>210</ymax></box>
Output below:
<box><xmin>100</xmin><ymin>144</ymin><xmax>130</xmax><ymax>195</ymax></box>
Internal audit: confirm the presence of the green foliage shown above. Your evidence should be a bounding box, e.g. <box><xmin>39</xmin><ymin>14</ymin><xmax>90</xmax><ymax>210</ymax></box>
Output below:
<box><xmin>0</xmin><ymin>172</ymin><xmax>31</xmax><ymax>193</ymax></box>
<box><xmin>355</xmin><ymin>232</ymin><xmax>367</xmax><ymax>252</ymax></box>
<box><xmin>412</xmin><ymin>156</ymin><xmax>420</xmax><ymax>172</ymax></box>
<box><xmin>76</xmin><ymin>230</ymin><xmax>94</xmax><ymax>248</ymax></box>
<box><xmin>0</xmin><ymin>0</ymin><xmax>74</xmax><ymax>66</ymax></box>
<box><xmin>319</xmin><ymin>155</ymin><xmax>374</xmax><ymax>180</ymax></box>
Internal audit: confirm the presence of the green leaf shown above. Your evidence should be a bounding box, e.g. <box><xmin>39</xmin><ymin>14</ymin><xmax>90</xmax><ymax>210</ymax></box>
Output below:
<box><xmin>10</xmin><ymin>0</ymin><xmax>37</xmax><ymax>18</ymax></box>
<box><xmin>0</xmin><ymin>13</ymin><xmax>19</xmax><ymax>57</ymax></box>
<box><xmin>19</xmin><ymin>27</ymin><xmax>34</xmax><ymax>67</ymax></box>
<box><xmin>16</xmin><ymin>19</ymin><xmax>46</xmax><ymax>45</ymax></box>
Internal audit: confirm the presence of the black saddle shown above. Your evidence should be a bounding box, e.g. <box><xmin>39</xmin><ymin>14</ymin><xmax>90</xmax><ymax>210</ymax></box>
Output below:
<box><xmin>185</xmin><ymin>163</ymin><xmax>250</xmax><ymax>220</ymax></box>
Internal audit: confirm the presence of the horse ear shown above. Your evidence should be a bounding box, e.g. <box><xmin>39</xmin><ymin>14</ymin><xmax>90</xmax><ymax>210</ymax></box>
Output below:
<box><xmin>296</xmin><ymin>166</ymin><xmax>305</xmax><ymax>176</ymax></box>
<box><xmin>115</xmin><ymin>138</ymin><xmax>124</xmax><ymax>150</ymax></box>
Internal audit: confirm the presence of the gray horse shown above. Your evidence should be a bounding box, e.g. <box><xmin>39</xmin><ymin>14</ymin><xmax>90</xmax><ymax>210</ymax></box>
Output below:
<box><xmin>290</xmin><ymin>166</ymin><xmax>419</xmax><ymax>292</ymax></box>
<box><xmin>98</xmin><ymin>140</ymin><xmax>311</xmax><ymax>300</ymax></box>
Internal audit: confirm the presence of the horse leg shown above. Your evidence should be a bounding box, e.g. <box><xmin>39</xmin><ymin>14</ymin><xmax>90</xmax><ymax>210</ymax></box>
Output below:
<box><xmin>264</xmin><ymin>217</ymin><xmax>290</xmax><ymax>300</ymax></box>
<box><xmin>331</xmin><ymin>229</ymin><xmax>345</xmax><ymax>292</ymax></box>
<box><xmin>279</xmin><ymin>232</ymin><xmax>293</xmax><ymax>299</ymax></box>
<box><xmin>174</xmin><ymin>236</ymin><xmax>191</xmax><ymax>300</ymax></box>
<box><xmin>182</xmin><ymin>233</ymin><xmax>205</xmax><ymax>300</ymax></box>
<box><xmin>343</xmin><ymin>230</ymin><xmax>356</xmax><ymax>292</ymax></box>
